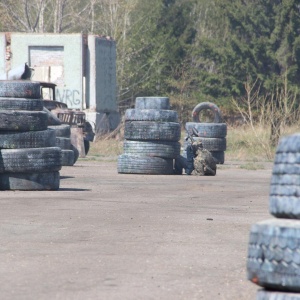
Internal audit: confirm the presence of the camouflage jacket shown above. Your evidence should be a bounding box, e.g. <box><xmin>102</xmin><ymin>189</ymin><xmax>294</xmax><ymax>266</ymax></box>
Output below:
<box><xmin>191</xmin><ymin>141</ymin><xmax>217</xmax><ymax>176</ymax></box>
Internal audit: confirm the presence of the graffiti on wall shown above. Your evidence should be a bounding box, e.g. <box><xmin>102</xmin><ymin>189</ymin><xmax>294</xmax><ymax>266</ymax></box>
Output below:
<box><xmin>56</xmin><ymin>88</ymin><xmax>82</xmax><ymax>108</ymax></box>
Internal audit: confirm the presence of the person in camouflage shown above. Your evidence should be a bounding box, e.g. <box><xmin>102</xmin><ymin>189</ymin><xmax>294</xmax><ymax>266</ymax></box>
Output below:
<box><xmin>191</xmin><ymin>140</ymin><xmax>216</xmax><ymax>176</ymax></box>
<box><xmin>174</xmin><ymin>139</ymin><xmax>216</xmax><ymax>176</ymax></box>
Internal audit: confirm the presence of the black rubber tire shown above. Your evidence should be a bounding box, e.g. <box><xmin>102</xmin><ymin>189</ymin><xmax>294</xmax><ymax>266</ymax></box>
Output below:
<box><xmin>0</xmin><ymin>97</ymin><xmax>43</xmax><ymax>111</ymax></box>
<box><xmin>184</xmin><ymin>137</ymin><xmax>226</xmax><ymax>151</ymax></box>
<box><xmin>271</xmin><ymin>174</ymin><xmax>300</xmax><ymax>185</ymax></box>
<box><xmin>185</xmin><ymin>122</ymin><xmax>227</xmax><ymax>138</ymax></box>
<box><xmin>48</xmin><ymin>124</ymin><xmax>71</xmax><ymax>138</ymax></box>
<box><xmin>274</xmin><ymin>153</ymin><xmax>300</xmax><ymax>164</ymax></box>
<box><xmin>0</xmin><ymin>110</ymin><xmax>48</xmax><ymax>131</ymax></box>
<box><xmin>247</xmin><ymin>218</ymin><xmax>300</xmax><ymax>292</ymax></box>
<box><xmin>125</xmin><ymin>109</ymin><xmax>178</xmax><ymax>122</ymax></box>
<box><xmin>43</xmin><ymin>99</ymin><xmax>68</xmax><ymax>111</ymax></box>
<box><xmin>0</xmin><ymin>129</ymin><xmax>56</xmax><ymax>149</ymax></box>
<box><xmin>123</xmin><ymin>140</ymin><xmax>180</xmax><ymax>159</ymax></box>
<box><xmin>0</xmin><ymin>147</ymin><xmax>62</xmax><ymax>173</ymax></box>
<box><xmin>257</xmin><ymin>289</ymin><xmax>300</xmax><ymax>299</ymax></box>
<box><xmin>192</xmin><ymin>102</ymin><xmax>223</xmax><ymax>123</ymax></box>
<box><xmin>270</xmin><ymin>184</ymin><xmax>300</xmax><ymax>197</ymax></box>
<box><xmin>56</xmin><ymin>137</ymin><xmax>71</xmax><ymax>150</ymax></box>
<box><xmin>271</xmin><ymin>137</ymin><xmax>300</xmax><ymax>219</ymax></box>
<box><xmin>61</xmin><ymin>150</ymin><xmax>75</xmax><ymax>166</ymax></box>
<box><xmin>135</xmin><ymin>97</ymin><xmax>170</xmax><ymax>110</ymax></box>
<box><xmin>117</xmin><ymin>154</ymin><xmax>174</xmax><ymax>174</ymax></box>
<box><xmin>124</xmin><ymin>121</ymin><xmax>181</xmax><ymax>142</ymax></box>
<box><xmin>210</xmin><ymin>151</ymin><xmax>225</xmax><ymax>164</ymax></box>
<box><xmin>0</xmin><ymin>171</ymin><xmax>60</xmax><ymax>191</ymax></box>
<box><xmin>269</xmin><ymin>196</ymin><xmax>300</xmax><ymax>219</ymax></box>
<box><xmin>0</xmin><ymin>80</ymin><xmax>40</xmax><ymax>99</ymax></box>
<box><xmin>71</xmin><ymin>144</ymin><xmax>79</xmax><ymax>164</ymax></box>
<box><xmin>272</xmin><ymin>164</ymin><xmax>300</xmax><ymax>175</ymax></box>
<box><xmin>276</xmin><ymin>133</ymin><xmax>300</xmax><ymax>153</ymax></box>
<box><xmin>43</xmin><ymin>107</ymin><xmax>62</xmax><ymax>126</ymax></box>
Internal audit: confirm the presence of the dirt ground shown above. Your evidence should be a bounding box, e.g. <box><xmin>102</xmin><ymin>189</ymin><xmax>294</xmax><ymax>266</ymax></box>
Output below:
<box><xmin>0</xmin><ymin>159</ymin><xmax>274</xmax><ymax>300</ymax></box>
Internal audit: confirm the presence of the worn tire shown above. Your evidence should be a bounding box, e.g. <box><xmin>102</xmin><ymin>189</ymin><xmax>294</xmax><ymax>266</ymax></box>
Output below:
<box><xmin>276</xmin><ymin>133</ymin><xmax>300</xmax><ymax>153</ymax></box>
<box><xmin>43</xmin><ymin>99</ymin><xmax>68</xmax><ymax>111</ymax></box>
<box><xmin>192</xmin><ymin>102</ymin><xmax>223</xmax><ymax>123</ymax></box>
<box><xmin>124</xmin><ymin>121</ymin><xmax>181</xmax><ymax>142</ymax></box>
<box><xmin>56</xmin><ymin>137</ymin><xmax>71</xmax><ymax>150</ymax></box>
<box><xmin>0</xmin><ymin>171</ymin><xmax>60</xmax><ymax>191</ymax></box>
<box><xmin>270</xmin><ymin>196</ymin><xmax>300</xmax><ymax>219</ymax></box>
<box><xmin>118</xmin><ymin>154</ymin><xmax>174</xmax><ymax>174</ymax></box>
<box><xmin>0</xmin><ymin>80</ymin><xmax>40</xmax><ymax>99</ymax></box>
<box><xmin>257</xmin><ymin>290</ymin><xmax>300</xmax><ymax>299</ymax></box>
<box><xmin>184</xmin><ymin>137</ymin><xmax>226</xmax><ymax>151</ymax></box>
<box><xmin>135</xmin><ymin>97</ymin><xmax>170</xmax><ymax>110</ymax></box>
<box><xmin>0</xmin><ymin>110</ymin><xmax>48</xmax><ymax>131</ymax></box>
<box><xmin>71</xmin><ymin>144</ymin><xmax>79</xmax><ymax>164</ymax></box>
<box><xmin>43</xmin><ymin>107</ymin><xmax>62</xmax><ymax>126</ymax></box>
<box><xmin>0</xmin><ymin>97</ymin><xmax>43</xmax><ymax>111</ymax></box>
<box><xmin>247</xmin><ymin>219</ymin><xmax>300</xmax><ymax>292</ymax></box>
<box><xmin>274</xmin><ymin>153</ymin><xmax>300</xmax><ymax>164</ymax></box>
<box><xmin>185</xmin><ymin>122</ymin><xmax>227</xmax><ymax>138</ymax></box>
<box><xmin>48</xmin><ymin>124</ymin><xmax>71</xmax><ymax>138</ymax></box>
<box><xmin>211</xmin><ymin>151</ymin><xmax>225</xmax><ymax>164</ymax></box>
<box><xmin>269</xmin><ymin>164</ymin><xmax>300</xmax><ymax>219</ymax></box>
<box><xmin>123</xmin><ymin>140</ymin><xmax>180</xmax><ymax>159</ymax></box>
<box><xmin>272</xmin><ymin>164</ymin><xmax>300</xmax><ymax>175</ymax></box>
<box><xmin>0</xmin><ymin>129</ymin><xmax>56</xmax><ymax>149</ymax></box>
<box><xmin>0</xmin><ymin>147</ymin><xmax>62</xmax><ymax>173</ymax></box>
<box><xmin>125</xmin><ymin>109</ymin><xmax>178</xmax><ymax>122</ymax></box>
<box><xmin>61</xmin><ymin>150</ymin><xmax>75</xmax><ymax>166</ymax></box>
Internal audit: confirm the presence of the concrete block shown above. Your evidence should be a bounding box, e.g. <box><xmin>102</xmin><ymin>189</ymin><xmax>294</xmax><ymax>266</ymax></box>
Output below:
<box><xmin>87</xmin><ymin>36</ymin><xmax>117</xmax><ymax>112</ymax></box>
<box><xmin>85</xmin><ymin>111</ymin><xmax>120</xmax><ymax>137</ymax></box>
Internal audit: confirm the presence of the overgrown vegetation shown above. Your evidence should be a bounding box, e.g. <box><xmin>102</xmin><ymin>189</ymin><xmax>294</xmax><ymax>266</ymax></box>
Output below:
<box><xmin>1</xmin><ymin>0</ymin><xmax>300</xmax><ymax>147</ymax></box>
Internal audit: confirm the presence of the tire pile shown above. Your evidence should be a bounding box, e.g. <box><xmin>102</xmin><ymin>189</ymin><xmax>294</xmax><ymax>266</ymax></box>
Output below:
<box><xmin>247</xmin><ymin>133</ymin><xmax>300</xmax><ymax>299</ymax></box>
<box><xmin>184</xmin><ymin>102</ymin><xmax>227</xmax><ymax>164</ymax></box>
<box><xmin>0</xmin><ymin>80</ymin><xmax>62</xmax><ymax>190</ymax></box>
<box><xmin>118</xmin><ymin>97</ymin><xmax>181</xmax><ymax>174</ymax></box>
<box><xmin>48</xmin><ymin>124</ymin><xmax>79</xmax><ymax>166</ymax></box>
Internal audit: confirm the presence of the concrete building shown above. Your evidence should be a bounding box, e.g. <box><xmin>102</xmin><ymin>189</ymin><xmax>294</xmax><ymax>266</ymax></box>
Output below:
<box><xmin>0</xmin><ymin>33</ymin><xmax>120</xmax><ymax>136</ymax></box>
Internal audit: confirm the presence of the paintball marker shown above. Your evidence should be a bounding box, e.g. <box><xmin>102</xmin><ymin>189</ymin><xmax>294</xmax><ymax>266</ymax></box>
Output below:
<box><xmin>185</xmin><ymin>127</ymin><xmax>200</xmax><ymax>143</ymax></box>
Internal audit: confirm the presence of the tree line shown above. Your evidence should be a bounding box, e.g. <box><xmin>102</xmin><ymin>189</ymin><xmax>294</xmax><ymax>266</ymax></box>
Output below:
<box><xmin>1</xmin><ymin>0</ymin><xmax>300</xmax><ymax>143</ymax></box>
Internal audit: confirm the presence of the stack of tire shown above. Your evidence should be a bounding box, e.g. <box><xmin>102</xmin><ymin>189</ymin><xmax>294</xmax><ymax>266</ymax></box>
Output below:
<box><xmin>48</xmin><ymin>124</ymin><xmax>79</xmax><ymax>166</ymax></box>
<box><xmin>0</xmin><ymin>80</ymin><xmax>62</xmax><ymax>190</ymax></box>
<box><xmin>184</xmin><ymin>102</ymin><xmax>227</xmax><ymax>164</ymax></box>
<box><xmin>118</xmin><ymin>97</ymin><xmax>181</xmax><ymax>174</ymax></box>
<box><xmin>247</xmin><ymin>133</ymin><xmax>300</xmax><ymax>299</ymax></box>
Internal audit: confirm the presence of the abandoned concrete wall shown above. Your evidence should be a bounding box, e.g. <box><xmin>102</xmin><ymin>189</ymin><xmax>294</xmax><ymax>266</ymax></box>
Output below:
<box><xmin>10</xmin><ymin>33</ymin><xmax>84</xmax><ymax>109</ymax></box>
<box><xmin>0</xmin><ymin>35</ymin><xmax>6</xmax><ymax>74</ymax></box>
<box><xmin>0</xmin><ymin>33</ymin><xmax>120</xmax><ymax>136</ymax></box>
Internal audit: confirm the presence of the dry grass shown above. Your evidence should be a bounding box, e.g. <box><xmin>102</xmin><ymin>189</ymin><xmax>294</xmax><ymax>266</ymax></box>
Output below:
<box><xmin>226</xmin><ymin>124</ymin><xmax>300</xmax><ymax>162</ymax></box>
<box><xmin>87</xmin><ymin>138</ymin><xmax>123</xmax><ymax>161</ymax></box>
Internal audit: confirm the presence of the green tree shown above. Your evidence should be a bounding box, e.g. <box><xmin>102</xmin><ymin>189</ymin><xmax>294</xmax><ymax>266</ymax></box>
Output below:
<box><xmin>194</xmin><ymin>0</ymin><xmax>300</xmax><ymax>144</ymax></box>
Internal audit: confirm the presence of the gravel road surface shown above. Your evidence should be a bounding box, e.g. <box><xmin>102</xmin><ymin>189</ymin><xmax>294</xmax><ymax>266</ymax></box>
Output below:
<box><xmin>0</xmin><ymin>160</ymin><xmax>273</xmax><ymax>300</ymax></box>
